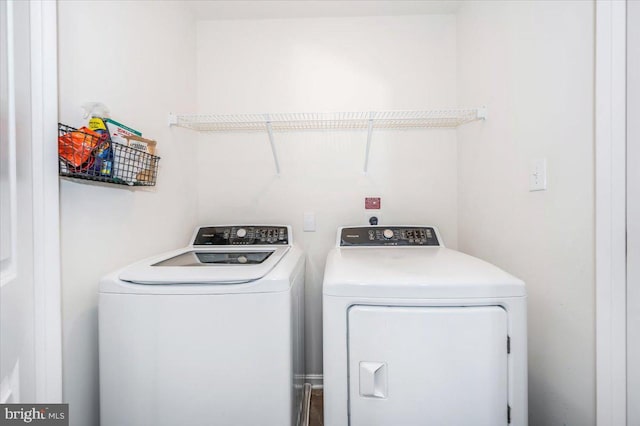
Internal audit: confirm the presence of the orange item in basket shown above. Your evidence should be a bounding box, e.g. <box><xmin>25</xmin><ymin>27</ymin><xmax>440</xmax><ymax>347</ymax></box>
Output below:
<box><xmin>58</xmin><ymin>127</ymin><xmax>102</xmax><ymax>167</ymax></box>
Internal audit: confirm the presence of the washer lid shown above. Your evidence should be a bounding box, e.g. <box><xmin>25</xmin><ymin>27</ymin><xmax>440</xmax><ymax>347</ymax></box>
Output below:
<box><xmin>118</xmin><ymin>246</ymin><xmax>290</xmax><ymax>284</ymax></box>
<box><xmin>323</xmin><ymin>247</ymin><xmax>525</xmax><ymax>298</ymax></box>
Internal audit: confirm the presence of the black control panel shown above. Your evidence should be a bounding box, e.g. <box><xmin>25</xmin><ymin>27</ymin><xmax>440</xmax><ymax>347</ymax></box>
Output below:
<box><xmin>193</xmin><ymin>226</ymin><xmax>289</xmax><ymax>245</ymax></box>
<box><xmin>340</xmin><ymin>226</ymin><xmax>440</xmax><ymax>247</ymax></box>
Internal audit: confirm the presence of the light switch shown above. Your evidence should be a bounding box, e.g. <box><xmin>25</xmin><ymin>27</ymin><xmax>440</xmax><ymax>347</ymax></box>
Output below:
<box><xmin>303</xmin><ymin>212</ymin><xmax>316</xmax><ymax>232</ymax></box>
<box><xmin>529</xmin><ymin>159</ymin><xmax>547</xmax><ymax>191</ymax></box>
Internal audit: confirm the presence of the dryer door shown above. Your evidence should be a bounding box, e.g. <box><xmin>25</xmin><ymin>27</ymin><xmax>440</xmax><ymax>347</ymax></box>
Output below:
<box><xmin>348</xmin><ymin>305</ymin><xmax>508</xmax><ymax>426</ymax></box>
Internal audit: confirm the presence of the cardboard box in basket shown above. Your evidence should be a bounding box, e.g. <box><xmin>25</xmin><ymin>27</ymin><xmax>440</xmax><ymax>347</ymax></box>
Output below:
<box><xmin>105</xmin><ymin>118</ymin><xmax>141</xmax><ymax>145</ymax></box>
<box><xmin>112</xmin><ymin>135</ymin><xmax>157</xmax><ymax>184</ymax></box>
<box><xmin>125</xmin><ymin>135</ymin><xmax>157</xmax><ymax>183</ymax></box>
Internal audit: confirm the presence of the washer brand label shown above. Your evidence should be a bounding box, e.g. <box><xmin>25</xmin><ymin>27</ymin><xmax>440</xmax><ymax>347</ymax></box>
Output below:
<box><xmin>345</xmin><ymin>234</ymin><xmax>360</xmax><ymax>238</ymax></box>
<box><xmin>0</xmin><ymin>405</ymin><xmax>68</xmax><ymax>425</ymax></box>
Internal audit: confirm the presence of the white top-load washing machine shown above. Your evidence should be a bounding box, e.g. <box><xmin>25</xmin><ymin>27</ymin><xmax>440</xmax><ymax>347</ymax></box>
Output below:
<box><xmin>323</xmin><ymin>226</ymin><xmax>527</xmax><ymax>426</ymax></box>
<box><xmin>99</xmin><ymin>225</ymin><xmax>305</xmax><ymax>426</ymax></box>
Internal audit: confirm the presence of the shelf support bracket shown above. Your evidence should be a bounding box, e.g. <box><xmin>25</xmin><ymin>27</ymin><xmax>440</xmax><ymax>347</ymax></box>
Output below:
<box><xmin>264</xmin><ymin>114</ymin><xmax>281</xmax><ymax>175</ymax></box>
<box><xmin>476</xmin><ymin>106</ymin><xmax>488</xmax><ymax>120</ymax></box>
<box><xmin>363</xmin><ymin>111</ymin><xmax>375</xmax><ymax>174</ymax></box>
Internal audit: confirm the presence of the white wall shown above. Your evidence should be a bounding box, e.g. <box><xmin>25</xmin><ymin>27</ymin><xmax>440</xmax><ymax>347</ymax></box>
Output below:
<box><xmin>195</xmin><ymin>15</ymin><xmax>459</xmax><ymax>374</ymax></box>
<box><xmin>456</xmin><ymin>2</ymin><xmax>595</xmax><ymax>425</ymax></box>
<box><xmin>57</xmin><ymin>3</ymin><xmax>600</xmax><ymax>424</ymax></box>
<box><xmin>57</xmin><ymin>2</ymin><xmax>198</xmax><ymax>425</ymax></box>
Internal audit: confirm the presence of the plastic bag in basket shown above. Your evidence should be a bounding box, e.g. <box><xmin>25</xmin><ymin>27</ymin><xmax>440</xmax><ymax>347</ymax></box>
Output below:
<box><xmin>58</xmin><ymin>127</ymin><xmax>103</xmax><ymax>167</ymax></box>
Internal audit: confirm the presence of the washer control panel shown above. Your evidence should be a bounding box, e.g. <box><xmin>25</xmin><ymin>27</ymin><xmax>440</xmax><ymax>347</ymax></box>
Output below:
<box><xmin>194</xmin><ymin>226</ymin><xmax>289</xmax><ymax>245</ymax></box>
<box><xmin>340</xmin><ymin>226</ymin><xmax>440</xmax><ymax>246</ymax></box>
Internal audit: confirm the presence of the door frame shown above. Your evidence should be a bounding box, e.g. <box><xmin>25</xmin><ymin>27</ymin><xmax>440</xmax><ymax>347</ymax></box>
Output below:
<box><xmin>29</xmin><ymin>0</ymin><xmax>62</xmax><ymax>403</ymax></box>
<box><xmin>595</xmin><ymin>0</ymin><xmax>627</xmax><ymax>425</ymax></box>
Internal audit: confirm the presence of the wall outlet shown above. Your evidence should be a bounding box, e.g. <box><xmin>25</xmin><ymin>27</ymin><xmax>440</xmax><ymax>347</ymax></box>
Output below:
<box><xmin>529</xmin><ymin>159</ymin><xmax>547</xmax><ymax>191</ymax></box>
<box><xmin>364</xmin><ymin>211</ymin><xmax>382</xmax><ymax>225</ymax></box>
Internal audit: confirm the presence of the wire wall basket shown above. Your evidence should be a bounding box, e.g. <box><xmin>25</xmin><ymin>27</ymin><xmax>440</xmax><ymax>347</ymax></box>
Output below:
<box><xmin>58</xmin><ymin>123</ymin><xmax>160</xmax><ymax>186</ymax></box>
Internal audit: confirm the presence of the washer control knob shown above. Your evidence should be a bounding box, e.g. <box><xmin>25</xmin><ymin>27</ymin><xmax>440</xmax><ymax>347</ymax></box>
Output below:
<box><xmin>383</xmin><ymin>229</ymin><xmax>394</xmax><ymax>239</ymax></box>
<box><xmin>236</xmin><ymin>228</ymin><xmax>247</xmax><ymax>238</ymax></box>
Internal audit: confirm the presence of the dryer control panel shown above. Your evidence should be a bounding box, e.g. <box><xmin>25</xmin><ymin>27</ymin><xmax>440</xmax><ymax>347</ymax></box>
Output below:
<box><xmin>340</xmin><ymin>226</ymin><xmax>440</xmax><ymax>247</ymax></box>
<box><xmin>194</xmin><ymin>226</ymin><xmax>289</xmax><ymax>245</ymax></box>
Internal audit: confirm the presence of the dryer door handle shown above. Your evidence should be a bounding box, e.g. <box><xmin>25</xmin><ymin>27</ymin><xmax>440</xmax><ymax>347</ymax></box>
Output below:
<box><xmin>359</xmin><ymin>361</ymin><xmax>387</xmax><ymax>398</ymax></box>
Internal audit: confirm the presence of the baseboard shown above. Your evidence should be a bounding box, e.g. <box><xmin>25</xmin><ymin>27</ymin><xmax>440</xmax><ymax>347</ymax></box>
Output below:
<box><xmin>304</xmin><ymin>374</ymin><xmax>323</xmax><ymax>389</ymax></box>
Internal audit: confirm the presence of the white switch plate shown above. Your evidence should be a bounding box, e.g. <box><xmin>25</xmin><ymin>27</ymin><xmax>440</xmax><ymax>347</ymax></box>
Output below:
<box><xmin>529</xmin><ymin>159</ymin><xmax>547</xmax><ymax>191</ymax></box>
<box><xmin>303</xmin><ymin>212</ymin><xmax>316</xmax><ymax>232</ymax></box>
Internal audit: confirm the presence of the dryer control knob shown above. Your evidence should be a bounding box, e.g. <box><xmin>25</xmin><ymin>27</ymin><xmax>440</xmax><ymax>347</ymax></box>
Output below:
<box><xmin>383</xmin><ymin>229</ymin><xmax>394</xmax><ymax>239</ymax></box>
<box><xmin>236</xmin><ymin>228</ymin><xmax>247</xmax><ymax>238</ymax></box>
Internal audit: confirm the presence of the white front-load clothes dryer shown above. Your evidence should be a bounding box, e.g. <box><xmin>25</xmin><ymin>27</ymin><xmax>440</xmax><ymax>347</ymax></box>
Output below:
<box><xmin>99</xmin><ymin>225</ymin><xmax>305</xmax><ymax>426</ymax></box>
<box><xmin>322</xmin><ymin>226</ymin><xmax>527</xmax><ymax>426</ymax></box>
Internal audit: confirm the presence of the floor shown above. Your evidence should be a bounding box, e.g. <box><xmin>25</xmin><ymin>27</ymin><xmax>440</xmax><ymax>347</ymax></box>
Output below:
<box><xmin>309</xmin><ymin>389</ymin><xmax>324</xmax><ymax>426</ymax></box>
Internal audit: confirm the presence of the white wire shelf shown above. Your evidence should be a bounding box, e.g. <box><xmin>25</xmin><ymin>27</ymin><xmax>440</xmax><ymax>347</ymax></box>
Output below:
<box><xmin>167</xmin><ymin>108</ymin><xmax>487</xmax><ymax>174</ymax></box>
<box><xmin>168</xmin><ymin>108</ymin><xmax>487</xmax><ymax>132</ymax></box>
